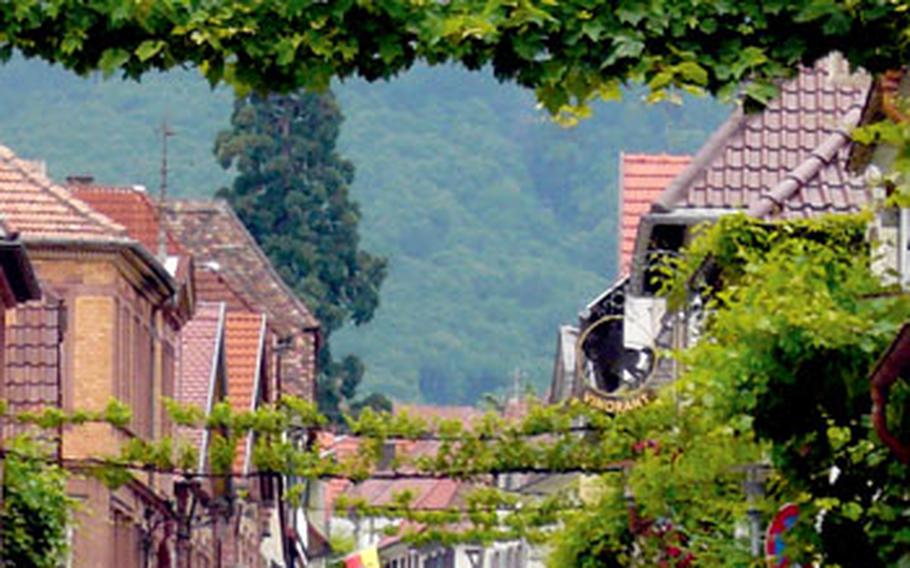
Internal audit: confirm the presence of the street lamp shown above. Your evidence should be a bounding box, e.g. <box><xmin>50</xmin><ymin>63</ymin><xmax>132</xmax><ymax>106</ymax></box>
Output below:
<box><xmin>744</xmin><ymin>465</ymin><xmax>766</xmax><ymax>558</ymax></box>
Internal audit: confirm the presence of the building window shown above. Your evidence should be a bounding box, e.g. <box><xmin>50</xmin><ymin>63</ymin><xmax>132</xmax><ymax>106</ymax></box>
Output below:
<box><xmin>133</xmin><ymin>314</ymin><xmax>154</xmax><ymax>439</ymax></box>
<box><xmin>112</xmin><ymin>510</ymin><xmax>141</xmax><ymax>567</ymax></box>
<box><xmin>161</xmin><ymin>341</ymin><xmax>175</xmax><ymax>438</ymax></box>
<box><xmin>640</xmin><ymin>224</ymin><xmax>686</xmax><ymax>296</ymax></box>
<box><xmin>116</xmin><ymin>303</ymin><xmax>156</xmax><ymax>440</ymax></box>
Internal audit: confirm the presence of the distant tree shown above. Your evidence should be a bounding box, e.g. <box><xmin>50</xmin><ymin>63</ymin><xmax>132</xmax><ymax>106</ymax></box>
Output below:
<box><xmin>349</xmin><ymin>392</ymin><xmax>394</xmax><ymax>417</ymax></box>
<box><xmin>215</xmin><ymin>90</ymin><xmax>388</xmax><ymax>421</ymax></box>
<box><xmin>418</xmin><ymin>361</ymin><xmax>460</xmax><ymax>405</ymax></box>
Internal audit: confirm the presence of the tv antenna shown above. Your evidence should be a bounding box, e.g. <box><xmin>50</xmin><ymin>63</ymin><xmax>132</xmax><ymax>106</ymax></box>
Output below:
<box><xmin>158</xmin><ymin>119</ymin><xmax>176</xmax><ymax>261</ymax></box>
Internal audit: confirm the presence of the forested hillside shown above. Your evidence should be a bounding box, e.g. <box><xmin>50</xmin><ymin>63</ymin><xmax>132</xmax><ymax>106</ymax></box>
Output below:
<box><xmin>0</xmin><ymin>58</ymin><xmax>724</xmax><ymax>403</ymax></box>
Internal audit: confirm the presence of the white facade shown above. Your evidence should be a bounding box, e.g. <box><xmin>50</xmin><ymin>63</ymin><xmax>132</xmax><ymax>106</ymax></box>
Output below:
<box><xmin>379</xmin><ymin>539</ymin><xmax>534</xmax><ymax>568</ymax></box>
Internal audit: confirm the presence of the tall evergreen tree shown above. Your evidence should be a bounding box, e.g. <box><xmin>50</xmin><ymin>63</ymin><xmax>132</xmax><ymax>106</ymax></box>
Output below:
<box><xmin>215</xmin><ymin>90</ymin><xmax>388</xmax><ymax>421</ymax></box>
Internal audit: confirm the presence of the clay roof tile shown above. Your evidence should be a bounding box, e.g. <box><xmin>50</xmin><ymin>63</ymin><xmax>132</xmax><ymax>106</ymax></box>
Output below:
<box><xmin>0</xmin><ymin>145</ymin><xmax>128</xmax><ymax>242</ymax></box>
<box><xmin>68</xmin><ymin>182</ymin><xmax>185</xmax><ymax>256</ymax></box>
<box><xmin>655</xmin><ymin>57</ymin><xmax>871</xmax><ymax>219</ymax></box>
<box><xmin>175</xmin><ymin>301</ymin><xmax>225</xmax><ymax>468</ymax></box>
<box><xmin>224</xmin><ymin>311</ymin><xmax>267</xmax><ymax>473</ymax></box>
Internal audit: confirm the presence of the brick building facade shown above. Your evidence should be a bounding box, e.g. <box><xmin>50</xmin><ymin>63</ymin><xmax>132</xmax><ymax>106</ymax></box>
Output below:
<box><xmin>66</xmin><ymin>179</ymin><xmax>320</xmax><ymax>566</ymax></box>
<box><xmin>0</xmin><ymin>145</ymin><xmax>185</xmax><ymax>566</ymax></box>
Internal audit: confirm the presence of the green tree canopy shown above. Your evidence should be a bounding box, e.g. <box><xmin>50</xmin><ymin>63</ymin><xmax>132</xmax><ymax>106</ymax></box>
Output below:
<box><xmin>1</xmin><ymin>1</ymin><xmax>905</xmax><ymax>114</ymax></box>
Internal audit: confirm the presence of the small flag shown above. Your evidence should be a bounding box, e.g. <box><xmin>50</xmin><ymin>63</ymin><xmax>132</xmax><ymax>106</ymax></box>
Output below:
<box><xmin>345</xmin><ymin>547</ymin><xmax>380</xmax><ymax>568</ymax></box>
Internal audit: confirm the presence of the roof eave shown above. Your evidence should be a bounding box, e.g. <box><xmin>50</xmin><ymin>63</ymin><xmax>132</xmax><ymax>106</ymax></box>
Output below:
<box><xmin>23</xmin><ymin>236</ymin><xmax>177</xmax><ymax>303</ymax></box>
<box><xmin>215</xmin><ymin>200</ymin><xmax>320</xmax><ymax>328</ymax></box>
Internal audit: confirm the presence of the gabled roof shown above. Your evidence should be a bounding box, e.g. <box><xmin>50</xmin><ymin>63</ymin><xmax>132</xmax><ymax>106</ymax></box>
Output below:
<box><xmin>176</xmin><ymin>301</ymin><xmax>226</xmax><ymax>470</ymax></box>
<box><xmin>653</xmin><ymin>60</ymin><xmax>871</xmax><ymax>219</ymax></box>
<box><xmin>0</xmin><ymin>145</ymin><xmax>128</xmax><ymax>242</ymax></box>
<box><xmin>620</xmin><ymin>153</ymin><xmax>690</xmax><ymax>272</ymax></box>
<box><xmin>0</xmin><ymin>145</ymin><xmax>176</xmax><ymax>300</ymax></box>
<box><xmin>319</xmin><ymin>432</ymin><xmax>362</xmax><ymax>460</ymax></box>
<box><xmin>163</xmin><ymin>199</ymin><xmax>319</xmax><ymax>333</ymax></box>
<box><xmin>69</xmin><ymin>181</ymin><xmax>194</xmax><ymax>324</ymax></box>
<box><xmin>318</xmin><ymin>434</ymin><xmax>453</xmax><ymax>523</ymax></box>
<box><xmin>347</xmin><ymin>477</ymin><xmax>464</xmax><ymax>550</ymax></box>
<box><xmin>224</xmin><ymin>311</ymin><xmax>267</xmax><ymax>473</ymax></box>
<box><xmin>68</xmin><ymin>180</ymin><xmax>185</xmax><ymax>256</ymax></box>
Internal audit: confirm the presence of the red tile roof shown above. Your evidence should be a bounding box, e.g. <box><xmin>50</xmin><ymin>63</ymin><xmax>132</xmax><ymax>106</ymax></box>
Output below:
<box><xmin>0</xmin><ymin>145</ymin><xmax>127</xmax><ymax>242</ymax></box>
<box><xmin>620</xmin><ymin>154</ymin><xmax>691</xmax><ymax>274</ymax></box>
<box><xmin>163</xmin><ymin>199</ymin><xmax>319</xmax><ymax>330</ymax></box>
<box><xmin>68</xmin><ymin>181</ymin><xmax>184</xmax><ymax>256</ymax></box>
<box><xmin>175</xmin><ymin>301</ymin><xmax>225</xmax><ymax>467</ymax></box>
<box><xmin>319</xmin><ymin>435</ymin><xmax>452</xmax><ymax>522</ymax></box>
<box><xmin>341</xmin><ymin>477</ymin><xmax>464</xmax><ymax>548</ymax></box>
<box><xmin>323</xmin><ymin>478</ymin><xmax>352</xmax><ymax>524</ymax></box>
<box><xmin>319</xmin><ymin>433</ymin><xmax>362</xmax><ymax>460</ymax></box>
<box><xmin>345</xmin><ymin>477</ymin><xmax>461</xmax><ymax>509</ymax></box>
<box><xmin>393</xmin><ymin>439</ymin><xmax>441</xmax><ymax>463</ymax></box>
<box><xmin>393</xmin><ymin>403</ymin><xmax>486</xmax><ymax>429</ymax></box>
<box><xmin>654</xmin><ymin>59</ymin><xmax>871</xmax><ymax>219</ymax></box>
<box><xmin>224</xmin><ymin>311</ymin><xmax>267</xmax><ymax>473</ymax></box>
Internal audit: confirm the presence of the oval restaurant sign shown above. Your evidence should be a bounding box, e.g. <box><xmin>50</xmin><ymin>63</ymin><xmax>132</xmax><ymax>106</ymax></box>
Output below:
<box><xmin>578</xmin><ymin>340</ymin><xmax>659</xmax><ymax>414</ymax></box>
<box><xmin>575</xmin><ymin>293</ymin><xmax>665</xmax><ymax>414</ymax></box>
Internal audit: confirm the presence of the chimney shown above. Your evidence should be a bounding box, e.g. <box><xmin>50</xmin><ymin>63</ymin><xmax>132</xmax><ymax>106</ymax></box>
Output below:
<box><xmin>378</xmin><ymin>441</ymin><xmax>397</xmax><ymax>470</ymax></box>
<box><xmin>65</xmin><ymin>175</ymin><xmax>95</xmax><ymax>185</ymax></box>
